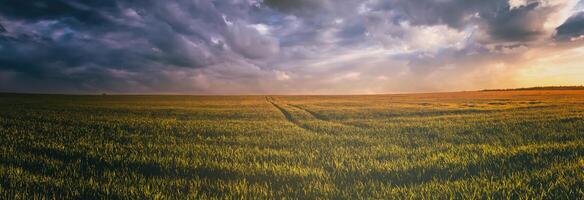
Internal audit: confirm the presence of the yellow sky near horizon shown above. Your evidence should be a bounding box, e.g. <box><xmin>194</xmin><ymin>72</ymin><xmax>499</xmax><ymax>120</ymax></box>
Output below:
<box><xmin>515</xmin><ymin>44</ymin><xmax>584</xmax><ymax>87</ymax></box>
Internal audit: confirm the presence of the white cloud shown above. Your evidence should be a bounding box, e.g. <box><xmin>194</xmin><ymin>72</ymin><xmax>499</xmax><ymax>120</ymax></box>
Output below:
<box><xmin>222</xmin><ymin>15</ymin><xmax>233</xmax><ymax>26</ymax></box>
<box><xmin>376</xmin><ymin>75</ymin><xmax>388</xmax><ymax>80</ymax></box>
<box><xmin>331</xmin><ymin>72</ymin><xmax>360</xmax><ymax>82</ymax></box>
<box><xmin>274</xmin><ymin>70</ymin><xmax>291</xmax><ymax>81</ymax></box>
<box><xmin>509</xmin><ymin>0</ymin><xmax>529</xmax><ymax>9</ymax></box>
<box><xmin>402</xmin><ymin>23</ymin><xmax>467</xmax><ymax>52</ymax></box>
<box><xmin>249</xmin><ymin>24</ymin><xmax>270</xmax><ymax>35</ymax></box>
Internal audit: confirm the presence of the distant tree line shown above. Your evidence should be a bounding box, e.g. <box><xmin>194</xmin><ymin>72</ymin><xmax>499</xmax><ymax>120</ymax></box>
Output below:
<box><xmin>482</xmin><ymin>86</ymin><xmax>584</xmax><ymax>91</ymax></box>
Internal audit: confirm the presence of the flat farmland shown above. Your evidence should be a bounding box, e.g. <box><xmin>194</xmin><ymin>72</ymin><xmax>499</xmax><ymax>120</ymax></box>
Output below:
<box><xmin>1</xmin><ymin>90</ymin><xmax>584</xmax><ymax>199</ymax></box>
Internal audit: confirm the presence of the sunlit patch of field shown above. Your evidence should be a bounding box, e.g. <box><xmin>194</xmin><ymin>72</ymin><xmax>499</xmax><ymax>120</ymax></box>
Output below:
<box><xmin>1</xmin><ymin>90</ymin><xmax>584</xmax><ymax>199</ymax></box>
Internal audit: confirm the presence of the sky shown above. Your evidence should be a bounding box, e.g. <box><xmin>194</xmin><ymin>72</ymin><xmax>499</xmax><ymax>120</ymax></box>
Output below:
<box><xmin>1</xmin><ymin>0</ymin><xmax>584</xmax><ymax>94</ymax></box>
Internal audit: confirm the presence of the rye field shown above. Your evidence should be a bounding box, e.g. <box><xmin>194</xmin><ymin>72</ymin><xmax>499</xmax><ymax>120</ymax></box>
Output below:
<box><xmin>1</xmin><ymin>90</ymin><xmax>584</xmax><ymax>199</ymax></box>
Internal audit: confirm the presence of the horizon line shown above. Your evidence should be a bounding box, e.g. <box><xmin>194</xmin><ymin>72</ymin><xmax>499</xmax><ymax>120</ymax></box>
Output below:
<box><xmin>2</xmin><ymin>86</ymin><xmax>583</xmax><ymax>96</ymax></box>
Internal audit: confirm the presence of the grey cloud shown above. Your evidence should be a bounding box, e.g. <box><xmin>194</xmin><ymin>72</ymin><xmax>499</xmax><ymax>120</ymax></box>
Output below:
<box><xmin>0</xmin><ymin>0</ymin><xmax>118</xmax><ymax>25</ymax></box>
<box><xmin>483</xmin><ymin>2</ymin><xmax>553</xmax><ymax>42</ymax></box>
<box><xmin>265</xmin><ymin>0</ymin><xmax>558</xmax><ymax>46</ymax></box>
<box><xmin>263</xmin><ymin>0</ymin><xmax>323</xmax><ymax>13</ymax></box>
<box><xmin>378</xmin><ymin>0</ymin><xmax>557</xmax><ymax>43</ymax></box>
<box><xmin>0</xmin><ymin>0</ymin><xmax>280</xmax><ymax>92</ymax></box>
<box><xmin>555</xmin><ymin>11</ymin><xmax>584</xmax><ymax>41</ymax></box>
<box><xmin>225</xmin><ymin>22</ymin><xmax>280</xmax><ymax>59</ymax></box>
<box><xmin>373</xmin><ymin>0</ymin><xmax>499</xmax><ymax>29</ymax></box>
<box><xmin>264</xmin><ymin>0</ymin><xmax>369</xmax><ymax>16</ymax></box>
<box><xmin>1</xmin><ymin>0</ymin><xmax>582</xmax><ymax>94</ymax></box>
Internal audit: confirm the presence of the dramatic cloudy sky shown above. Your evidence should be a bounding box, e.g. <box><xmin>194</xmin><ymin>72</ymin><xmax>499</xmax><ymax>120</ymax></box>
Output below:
<box><xmin>1</xmin><ymin>0</ymin><xmax>584</xmax><ymax>94</ymax></box>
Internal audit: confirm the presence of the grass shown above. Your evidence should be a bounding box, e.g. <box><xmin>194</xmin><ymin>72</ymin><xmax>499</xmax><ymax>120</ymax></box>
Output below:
<box><xmin>1</xmin><ymin>90</ymin><xmax>584</xmax><ymax>199</ymax></box>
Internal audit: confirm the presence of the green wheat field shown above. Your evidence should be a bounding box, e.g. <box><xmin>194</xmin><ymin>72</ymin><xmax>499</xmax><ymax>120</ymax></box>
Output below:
<box><xmin>1</xmin><ymin>90</ymin><xmax>584</xmax><ymax>199</ymax></box>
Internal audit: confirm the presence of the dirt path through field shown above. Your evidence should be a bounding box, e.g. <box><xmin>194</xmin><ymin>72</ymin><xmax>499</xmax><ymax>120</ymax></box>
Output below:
<box><xmin>266</xmin><ymin>96</ymin><xmax>363</xmax><ymax>134</ymax></box>
<box><xmin>265</xmin><ymin>96</ymin><xmax>313</xmax><ymax>132</ymax></box>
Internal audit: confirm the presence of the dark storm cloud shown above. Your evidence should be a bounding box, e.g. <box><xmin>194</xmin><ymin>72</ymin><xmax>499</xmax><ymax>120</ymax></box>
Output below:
<box><xmin>0</xmin><ymin>0</ymin><xmax>582</xmax><ymax>93</ymax></box>
<box><xmin>268</xmin><ymin>0</ymin><xmax>560</xmax><ymax>43</ymax></box>
<box><xmin>0</xmin><ymin>0</ymin><xmax>279</xmax><ymax>92</ymax></box>
<box><xmin>263</xmin><ymin>0</ymin><xmax>324</xmax><ymax>14</ymax></box>
<box><xmin>0</xmin><ymin>0</ymin><xmax>116</xmax><ymax>24</ymax></box>
<box><xmin>484</xmin><ymin>2</ymin><xmax>555</xmax><ymax>42</ymax></box>
<box><xmin>372</xmin><ymin>0</ymin><xmax>497</xmax><ymax>28</ymax></box>
<box><xmin>555</xmin><ymin>11</ymin><xmax>584</xmax><ymax>41</ymax></box>
<box><xmin>262</xmin><ymin>0</ymin><xmax>362</xmax><ymax>17</ymax></box>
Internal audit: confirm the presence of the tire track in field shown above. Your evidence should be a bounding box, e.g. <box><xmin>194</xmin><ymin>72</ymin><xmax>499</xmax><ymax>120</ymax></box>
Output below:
<box><xmin>266</xmin><ymin>96</ymin><xmax>363</xmax><ymax>134</ymax></box>
<box><xmin>287</xmin><ymin>104</ymin><xmax>363</xmax><ymax>129</ymax></box>
<box><xmin>265</xmin><ymin>96</ymin><xmax>311</xmax><ymax>132</ymax></box>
